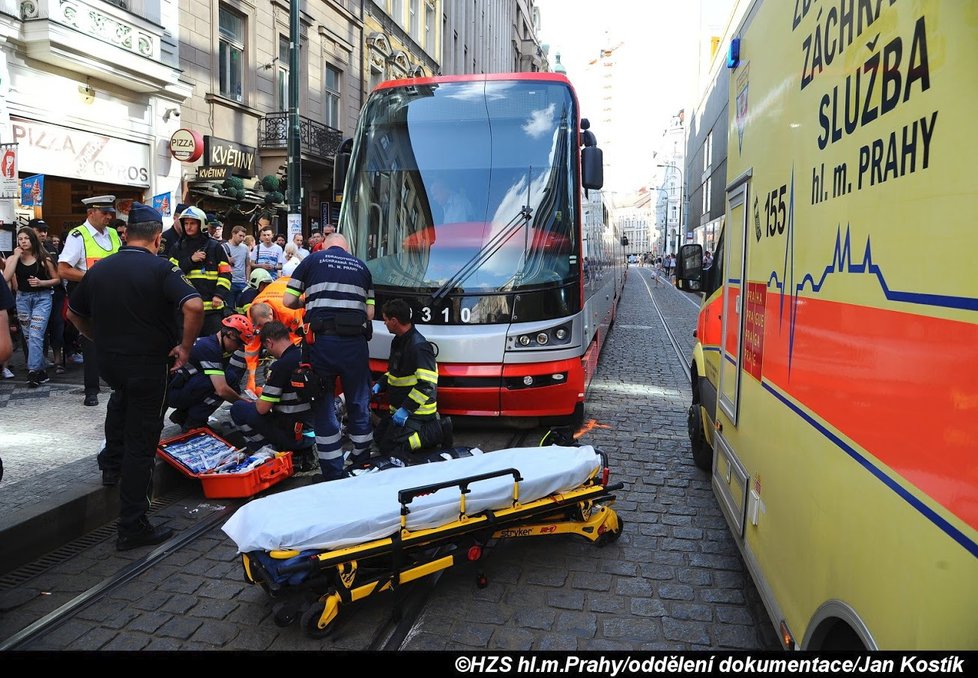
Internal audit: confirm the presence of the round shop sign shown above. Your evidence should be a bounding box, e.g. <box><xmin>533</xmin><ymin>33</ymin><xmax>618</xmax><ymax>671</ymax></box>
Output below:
<box><xmin>169</xmin><ymin>128</ymin><xmax>204</xmax><ymax>162</ymax></box>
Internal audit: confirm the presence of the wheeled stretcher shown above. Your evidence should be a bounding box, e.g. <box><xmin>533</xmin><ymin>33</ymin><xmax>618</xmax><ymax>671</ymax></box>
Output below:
<box><xmin>222</xmin><ymin>444</ymin><xmax>623</xmax><ymax>637</ymax></box>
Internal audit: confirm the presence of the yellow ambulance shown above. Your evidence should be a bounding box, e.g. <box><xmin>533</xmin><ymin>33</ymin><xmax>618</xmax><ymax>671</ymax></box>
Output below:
<box><xmin>678</xmin><ymin>0</ymin><xmax>977</xmax><ymax>650</ymax></box>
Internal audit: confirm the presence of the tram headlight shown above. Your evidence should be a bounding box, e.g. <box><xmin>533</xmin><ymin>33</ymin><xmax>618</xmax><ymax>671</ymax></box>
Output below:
<box><xmin>554</xmin><ymin>327</ymin><xmax>568</xmax><ymax>341</ymax></box>
<box><xmin>536</xmin><ymin>332</ymin><xmax>550</xmax><ymax>345</ymax></box>
<box><xmin>523</xmin><ymin>376</ymin><xmax>534</xmax><ymax>386</ymax></box>
<box><xmin>518</xmin><ymin>335</ymin><xmax>531</xmax><ymax>346</ymax></box>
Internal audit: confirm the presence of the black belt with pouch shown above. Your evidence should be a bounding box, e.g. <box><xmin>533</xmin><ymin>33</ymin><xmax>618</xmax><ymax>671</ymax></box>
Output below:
<box><xmin>309</xmin><ymin>311</ymin><xmax>370</xmax><ymax>339</ymax></box>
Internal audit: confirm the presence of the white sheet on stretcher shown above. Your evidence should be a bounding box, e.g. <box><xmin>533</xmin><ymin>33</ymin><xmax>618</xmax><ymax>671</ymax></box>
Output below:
<box><xmin>222</xmin><ymin>445</ymin><xmax>601</xmax><ymax>553</ymax></box>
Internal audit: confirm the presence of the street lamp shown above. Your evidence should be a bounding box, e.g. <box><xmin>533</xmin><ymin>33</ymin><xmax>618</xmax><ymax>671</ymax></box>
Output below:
<box><xmin>657</xmin><ymin>163</ymin><xmax>686</xmax><ymax>256</ymax></box>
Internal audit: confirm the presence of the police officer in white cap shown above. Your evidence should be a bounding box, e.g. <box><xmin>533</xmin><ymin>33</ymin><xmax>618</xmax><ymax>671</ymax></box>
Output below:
<box><xmin>58</xmin><ymin>195</ymin><xmax>123</xmax><ymax>406</ymax></box>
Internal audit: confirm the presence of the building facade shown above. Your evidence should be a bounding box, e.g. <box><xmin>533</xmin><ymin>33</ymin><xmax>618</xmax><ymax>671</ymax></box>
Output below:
<box><xmin>653</xmin><ymin>110</ymin><xmax>687</xmax><ymax>256</ymax></box>
<box><xmin>0</xmin><ymin>0</ymin><xmax>188</xmax><ymax>239</ymax></box>
<box><xmin>177</xmin><ymin>0</ymin><xmax>363</xmax><ymax>232</ymax></box>
<box><xmin>0</xmin><ymin>0</ymin><xmax>549</xmax><ymax>244</ymax></box>
<box><xmin>440</xmin><ymin>0</ymin><xmax>545</xmax><ymax>75</ymax></box>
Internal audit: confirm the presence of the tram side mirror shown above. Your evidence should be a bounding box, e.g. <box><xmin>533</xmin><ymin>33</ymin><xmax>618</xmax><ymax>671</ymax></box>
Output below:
<box><xmin>333</xmin><ymin>138</ymin><xmax>353</xmax><ymax>196</ymax></box>
<box><xmin>675</xmin><ymin>243</ymin><xmax>704</xmax><ymax>292</ymax></box>
<box><xmin>582</xmin><ymin>146</ymin><xmax>604</xmax><ymax>190</ymax></box>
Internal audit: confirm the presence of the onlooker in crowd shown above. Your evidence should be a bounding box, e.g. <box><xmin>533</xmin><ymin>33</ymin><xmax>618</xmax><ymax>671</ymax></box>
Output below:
<box><xmin>208</xmin><ymin>217</ymin><xmax>224</xmax><ymax>243</ymax></box>
<box><xmin>168</xmin><ymin>206</ymin><xmax>232</xmax><ymax>336</ymax></box>
<box><xmin>284</xmin><ymin>233</ymin><xmax>374</xmax><ymax>480</ymax></box>
<box><xmin>166</xmin><ymin>314</ymin><xmax>253</xmax><ymax>431</ymax></box>
<box><xmin>30</xmin><ymin>219</ymin><xmax>56</xmax><ymax>255</ymax></box>
<box><xmin>2</xmin><ymin>227</ymin><xmax>61</xmax><ymax>387</ymax></box>
<box><xmin>158</xmin><ymin>203</ymin><xmax>187</xmax><ymax>259</ymax></box>
<box><xmin>372</xmin><ymin>298</ymin><xmax>452</xmax><ymax>458</ymax></box>
<box><xmin>281</xmin><ymin>242</ymin><xmax>302</xmax><ymax>277</ymax></box>
<box><xmin>58</xmin><ymin>195</ymin><xmax>123</xmax><ymax>406</ymax></box>
<box><xmin>112</xmin><ymin>218</ymin><xmax>127</xmax><ymax>245</ymax></box>
<box><xmin>250</xmin><ymin>225</ymin><xmax>285</xmax><ymax>280</ymax></box>
<box><xmin>223</xmin><ymin>225</ymin><xmax>250</xmax><ymax>310</ymax></box>
<box><xmin>67</xmin><ymin>202</ymin><xmax>204</xmax><ymax>551</ymax></box>
<box><xmin>30</xmin><ymin>219</ymin><xmax>66</xmax><ymax>373</ymax></box>
<box><xmin>274</xmin><ymin>233</ymin><xmax>287</xmax><ymax>250</ymax></box>
<box><xmin>1</xmin><ymin>263</ymin><xmax>16</xmax><ymax>380</ymax></box>
<box><xmin>308</xmin><ymin>230</ymin><xmax>323</xmax><ymax>253</ymax></box>
<box><xmin>230</xmin><ymin>320</ymin><xmax>316</xmax><ymax>470</ymax></box>
<box><xmin>292</xmin><ymin>233</ymin><xmax>310</xmax><ymax>260</ymax></box>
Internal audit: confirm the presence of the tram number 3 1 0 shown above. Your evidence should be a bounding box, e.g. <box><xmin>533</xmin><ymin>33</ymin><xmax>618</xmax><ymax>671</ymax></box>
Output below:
<box><xmin>418</xmin><ymin>306</ymin><xmax>473</xmax><ymax>324</ymax></box>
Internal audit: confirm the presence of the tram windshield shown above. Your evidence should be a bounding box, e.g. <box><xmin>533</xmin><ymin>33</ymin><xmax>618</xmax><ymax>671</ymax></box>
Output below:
<box><xmin>340</xmin><ymin>79</ymin><xmax>579</xmax><ymax>295</ymax></box>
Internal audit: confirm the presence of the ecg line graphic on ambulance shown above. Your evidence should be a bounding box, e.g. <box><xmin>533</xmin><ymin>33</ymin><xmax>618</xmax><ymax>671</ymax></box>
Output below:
<box><xmin>766</xmin><ymin>175</ymin><xmax>978</xmax><ymax>373</ymax></box>
<box><xmin>767</xmin><ymin>226</ymin><xmax>978</xmax><ymax>313</ymax></box>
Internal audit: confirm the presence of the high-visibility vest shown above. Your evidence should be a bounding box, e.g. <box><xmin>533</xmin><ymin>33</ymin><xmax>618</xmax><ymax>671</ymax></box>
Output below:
<box><xmin>243</xmin><ymin>277</ymin><xmax>304</xmax><ymax>394</ymax></box>
<box><xmin>70</xmin><ymin>224</ymin><xmax>121</xmax><ymax>270</ymax></box>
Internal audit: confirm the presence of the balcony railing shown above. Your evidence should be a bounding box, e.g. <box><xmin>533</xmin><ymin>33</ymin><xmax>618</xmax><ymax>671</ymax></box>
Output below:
<box><xmin>257</xmin><ymin>113</ymin><xmax>343</xmax><ymax>162</ymax></box>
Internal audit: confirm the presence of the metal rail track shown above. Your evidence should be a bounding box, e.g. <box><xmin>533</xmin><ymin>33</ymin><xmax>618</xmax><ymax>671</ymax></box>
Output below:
<box><xmin>0</xmin><ymin>494</ymin><xmax>237</xmax><ymax>651</ymax></box>
<box><xmin>640</xmin><ymin>271</ymin><xmax>694</xmax><ymax>383</ymax></box>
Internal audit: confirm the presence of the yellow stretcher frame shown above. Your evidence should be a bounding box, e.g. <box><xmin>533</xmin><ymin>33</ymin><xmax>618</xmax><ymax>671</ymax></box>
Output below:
<box><xmin>240</xmin><ymin>459</ymin><xmax>624</xmax><ymax>638</ymax></box>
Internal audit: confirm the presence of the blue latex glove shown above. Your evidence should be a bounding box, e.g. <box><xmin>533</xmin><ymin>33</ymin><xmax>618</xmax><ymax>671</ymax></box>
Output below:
<box><xmin>392</xmin><ymin>407</ymin><xmax>410</xmax><ymax>426</ymax></box>
<box><xmin>371</xmin><ymin>382</ymin><xmax>381</xmax><ymax>395</ymax></box>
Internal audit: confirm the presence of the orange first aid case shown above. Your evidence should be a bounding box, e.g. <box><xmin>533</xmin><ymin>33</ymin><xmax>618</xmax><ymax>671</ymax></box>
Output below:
<box><xmin>157</xmin><ymin>428</ymin><xmax>293</xmax><ymax>499</ymax></box>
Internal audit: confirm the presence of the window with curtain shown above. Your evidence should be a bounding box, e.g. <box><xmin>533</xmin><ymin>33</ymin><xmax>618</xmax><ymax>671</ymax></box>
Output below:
<box><xmin>219</xmin><ymin>6</ymin><xmax>245</xmax><ymax>102</ymax></box>
<box><xmin>277</xmin><ymin>36</ymin><xmax>290</xmax><ymax>110</ymax></box>
<box><xmin>324</xmin><ymin>65</ymin><xmax>341</xmax><ymax>129</ymax></box>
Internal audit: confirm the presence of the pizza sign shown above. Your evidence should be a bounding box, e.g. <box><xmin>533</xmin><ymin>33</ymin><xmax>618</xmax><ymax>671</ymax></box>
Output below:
<box><xmin>169</xmin><ymin>129</ymin><xmax>204</xmax><ymax>162</ymax></box>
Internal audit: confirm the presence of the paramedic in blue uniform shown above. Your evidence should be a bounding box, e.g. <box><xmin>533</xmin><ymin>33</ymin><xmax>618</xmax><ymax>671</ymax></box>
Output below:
<box><xmin>283</xmin><ymin>233</ymin><xmax>374</xmax><ymax>480</ymax></box>
<box><xmin>166</xmin><ymin>314</ymin><xmax>253</xmax><ymax>431</ymax></box>
<box><xmin>67</xmin><ymin>203</ymin><xmax>204</xmax><ymax>551</ymax></box>
<box><xmin>229</xmin><ymin>320</ymin><xmax>316</xmax><ymax>471</ymax></box>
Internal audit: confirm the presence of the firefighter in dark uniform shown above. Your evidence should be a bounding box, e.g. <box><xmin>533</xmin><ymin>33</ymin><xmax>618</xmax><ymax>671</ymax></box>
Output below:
<box><xmin>229</xmin><ymin>321</ymin><xmax>316</xmax><ymax>470</ymax></box>
<box><xmin>283</xmin><ymin>233</ymin><xmax>374</xmax><ymax>480</ymax></box>
<box><xmin>67</xmin><ymin>203</ymin><xmax>204</xmax><ymax>551</ymax></box>
<box><xmin>168</xmin><ymin>206</ymin><xmax>232</xmax><ymax>336</ymax></box>
<box><xmin>372</xmin><ymin>298</ymin><xmax>453</xmax><ymax>456</ymax></box>
<box><xmin>166</xmin><ymin>314</ymin><xmax>253</xmax><ymax>431</ymax></box>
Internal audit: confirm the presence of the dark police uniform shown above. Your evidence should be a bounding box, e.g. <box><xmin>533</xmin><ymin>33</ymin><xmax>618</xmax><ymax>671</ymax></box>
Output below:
<box><xmin>68</xmin><ymin>245</ymin><xmax>200</xmax><ymax>537</ymax></box>
<box><xmin>285</xmin><ymin>245</ymin><xmax>374</xmax><ymax>480</ymax></box>
<box><xmin>167</xmin><ymin>333</ymin><xmax>247</xmax><ymax>429</ymax></box>
<box><xmin>374</xmin><ymin>324</ymin><xmax>446</xmax><ymax>455</ymax></box>
<box><xmin>230</xmin><ymin>343</ymin><xmax>313</xmax><ymax>453</ymax></box>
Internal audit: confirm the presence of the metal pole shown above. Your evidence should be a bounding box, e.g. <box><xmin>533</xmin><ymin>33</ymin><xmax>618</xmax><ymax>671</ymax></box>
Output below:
<box><xmin>287</xmin><ymin>0</ymin><xmax>301</xmax><ymax>224</ymax></box>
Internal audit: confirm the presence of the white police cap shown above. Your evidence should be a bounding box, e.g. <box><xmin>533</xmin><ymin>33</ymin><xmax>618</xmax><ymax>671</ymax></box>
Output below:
<box><xmin>81</xmin><ymin>195</ymin><xmax>117</xmax><ymax>212</ymax></box>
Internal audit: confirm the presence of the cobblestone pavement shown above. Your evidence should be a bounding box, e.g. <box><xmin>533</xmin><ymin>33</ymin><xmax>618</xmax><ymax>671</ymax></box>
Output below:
<box><xmin>400</xmin><ymin>269</ymin><xmax>779</xmax><ymax>651</ymax></box>
<box><xmin>0</xmin><ymin>269</ymin><xmax>781</xmax><ymax>652</ymax></box>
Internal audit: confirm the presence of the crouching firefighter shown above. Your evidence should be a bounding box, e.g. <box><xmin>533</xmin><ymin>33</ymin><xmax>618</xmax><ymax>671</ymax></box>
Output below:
<box><xmin>167</xmin><ymin>314</ymin><xmax>253</xmax><ymax>430</ymax></box>
<box><xmin>283</xmin><ymin>233</ymin><xmax>375</xmax><ymax>481</ymax></box>
<box><xmin>373</xmin><ymin>298</ymin><xmax>453</xmax><ymax>457</ymax></box>
<box><xmin>230</xmin><ymin>321</ymin><xmax>316</xmax><ymax>470</ymax></box>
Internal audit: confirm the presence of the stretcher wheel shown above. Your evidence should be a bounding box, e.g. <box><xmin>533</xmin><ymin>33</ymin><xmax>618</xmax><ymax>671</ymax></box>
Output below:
<box><xmin>301</xmin><ymin>593</ymin><xmax>341</xmax><ymax>639</ymax></box>
<box><xmin>597</xmin><ymin>518</ymin><xmax>624</xmax><ymax>547</ymax></box>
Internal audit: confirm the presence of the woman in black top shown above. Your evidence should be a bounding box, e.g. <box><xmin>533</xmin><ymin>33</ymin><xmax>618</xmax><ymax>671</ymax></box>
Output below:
<box><xmin>2</xmin><ymin>227</ymin><xmax>61</xmax><ymax>386</ymax></box>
